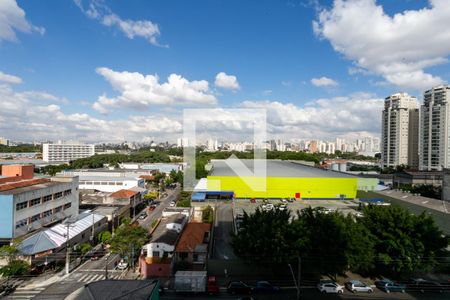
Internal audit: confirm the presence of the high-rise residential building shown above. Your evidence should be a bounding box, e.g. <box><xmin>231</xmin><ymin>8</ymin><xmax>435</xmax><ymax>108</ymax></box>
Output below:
<box><xmin>0</xmin><ymin>137</ymin><xmax>9</xmax><ymax>146</ymax></box>
<box><xmin>177</xmin><ymin>137</ymin><xmax>189</xmax><ymax>147</ymax></box>
<box><xmin>0</xmin><ymin>165</ymin><xmax>79</xmax><ymax>241</ymax></box>
<box><xmin>43</xmin><ymin>141</ymin><xmax>95</xmax><ymax>162</ymax></box>
<box><xmin>419</xmin><ymin>85</ymin><xmax>450</xmax><ymax>170</ymax></box>
<box><xmin>381</xmin><ymin>92</ymin><xmax>419</xmax><ymax>168</ymax></box>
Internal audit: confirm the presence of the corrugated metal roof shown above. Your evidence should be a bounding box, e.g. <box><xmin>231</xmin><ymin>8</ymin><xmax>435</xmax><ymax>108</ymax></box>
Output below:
<box><xmin>18</xmin><ymin>212</ymin><xmax>106</xmax><ymax>255</ymax></box>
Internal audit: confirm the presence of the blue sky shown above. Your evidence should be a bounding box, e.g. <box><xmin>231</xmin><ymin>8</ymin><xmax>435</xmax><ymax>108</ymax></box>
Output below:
<box><xmin>0</xmin><ymin>0</ymin><xmax>449</xmax><ymax>143</ymax></box>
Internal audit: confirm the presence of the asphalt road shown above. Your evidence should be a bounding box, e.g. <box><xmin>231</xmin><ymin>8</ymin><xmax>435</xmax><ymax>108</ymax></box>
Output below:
<box><xmin>212</xmin><ymin>202</ymin><xmax>237</xmax><ymax>260</ymax></box>
<box><xmin>160</xmin><ymin>288</ymin><xmax>450</xmax><ymax>300</ymax></box>
<box><xmin>139</xmin><ymin>186</ymin><xmax>181</xmax><ymax>230</ymax></box>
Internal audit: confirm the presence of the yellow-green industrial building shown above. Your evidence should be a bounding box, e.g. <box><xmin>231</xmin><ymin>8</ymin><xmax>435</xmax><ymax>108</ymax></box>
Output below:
<box><xmin>202</xmin><ymin>160</ymin><xmax>377</xmax><ymax>200</ymax></box>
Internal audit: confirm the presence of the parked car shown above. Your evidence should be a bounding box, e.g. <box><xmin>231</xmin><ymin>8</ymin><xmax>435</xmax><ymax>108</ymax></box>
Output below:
<box><xmin>139</xmin><ymin>213</ymin><xmax>147</xmax><ymax>220</ymax></box>
<box><xmin>281</xmin><ymin>198</ymin><xmax>288</xmax><ymax>203</ymax></box>
<box><xmin>169</xmin><ymin>201</ymin><xmax>176</xmax><ymax>207</ymax></box>
<box><xmin>115</xmin><ymin>261</ymin><xmax>128</xmax><ymax>270</ymax></box>
<box><xmin>375</xmin><ymin>279</ymin><xmax>406</xmax><ymax>293</ymax></box>
<box><xmin>317</xmin><ymin>281</ymin><xmax>344</xmax><ymax>294</ymax></box>
<box><xmin>250</xmin><ymin>198</ymin><xmax>256</xmax><ymax>203</ymax></box>
<box><xmin>261</xmin><ymin>203</ymin><xmax>274</xmax><ymax>211</ymax></box>
<box><xmin>277</xmin><ymin>204</ymin><xmax>287</xmax><ymax>211</ymax></box>
<box><xmin>288</xmin><ymin>198</ymin><xmax>296</xmax><ymax>202</ymax></box>
<box><xmin>253</xmin><ymin>281</ymin><xmax>280</xmax><ymax>293</ymax></box>
<box><xmin>148</xmin><ymin>204</ymin><xmax>156</xmax><ymax>211</ymax></box>
<box><xmin>407</xmin><ymin>278</ymin><xmax>446</xmax><ymax>293</ymax></box>
<box><xmin>227</xmin><ymin>281</ymin><xmax>253</xmax><ymax>295</ymax></box>
<box><xmin>345</xmin><ymin>280</ymin><xmax>373</xmax><ymax>293</ymax></box>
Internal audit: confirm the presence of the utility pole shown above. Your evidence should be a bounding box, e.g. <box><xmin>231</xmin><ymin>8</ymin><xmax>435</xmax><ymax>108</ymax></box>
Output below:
<box><xmin>65</xmin><ymin>223</ymin><xmax>70</xmax><ymax>275</ymax></box>
<box><xmin>297</xmin><ymin>257</ymin><xmax>301</xmax><ymax>300</ymax></box>
<box><xmin>105</xmin><ymin>255</ymin><xmax>109</xmax><ymax>280</ymax></box>
<box><xmin>91</xmin><ymin>211</ymin><xmax>95</xmax><ymax>242</ymax></box>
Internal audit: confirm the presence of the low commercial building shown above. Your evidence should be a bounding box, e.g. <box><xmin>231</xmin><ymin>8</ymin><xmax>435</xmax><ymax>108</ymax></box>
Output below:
<box><xmin>110</xmin><ymin>189</ymin><xmax>144</xmax><ymax>218</ymax></box>
<box><xmin>59</xmin><ymin>169</ymin><xmax>147</xmax><ymax>193</ymax></box>
<box><xmin>140</xmin><ymin>214</ymin><xmax>187</xmax><ymax>278</ymax></box>
<box><xmin>205</xmin><ymin>159</ymin><xmax>377</xmax><ymax>200</ymax></box>
<box><xmin>43</xmin><ymin>142</ymin><xmax>95</xmax><ymax>163</ymax></box>
<box><xmin>17</xmin><ymin>211</ymin><xmax>107</xmax><ymax>266</ymax></box>
<box><xmin>393</xmin><ymin>170</ymin><xmax>443</xmax><ymax>187</ymax></box>
<box><xmin>0</xmin><ymin>165</ymin><xmax>79</xmax><ymax>242</ymax></box>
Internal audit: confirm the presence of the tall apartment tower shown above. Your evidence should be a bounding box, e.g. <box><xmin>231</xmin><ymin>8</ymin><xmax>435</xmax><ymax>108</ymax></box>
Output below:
<box><xmin>419</xmin><ymin>85</ymin><xmax>450</xmax><ymax>170</ymax></box>
<box><xmin>382</xmin><ymin>93</ymin><xmax>419</xmax><ymax>168</ymax></box>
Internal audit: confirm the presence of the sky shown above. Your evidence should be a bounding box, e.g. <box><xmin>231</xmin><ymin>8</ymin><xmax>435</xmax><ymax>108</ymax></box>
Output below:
<box><xmin>1</xmin><ymin>0</ymin><xmax>449</xmax><ymax>143</ymax></box>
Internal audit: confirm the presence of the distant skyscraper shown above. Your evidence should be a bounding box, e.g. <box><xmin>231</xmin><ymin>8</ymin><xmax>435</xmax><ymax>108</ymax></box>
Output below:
<box><xmin>419</xmin><ymin>85</ymin><xmax>450</xmax><ymax>170</ymax></box>
<box><xmin>177</xmin><ymin>137</ymin><xmax>189</xmax><ymax>147</ymax></box>
<box><xmin>309</xmin><ymin>140</ymin><xmax>318</xmax><ymax>153</ymax></box>
<box><xmin>381</xmin><ymin>92</ymin><xmax>419</xmax><ymax>168</ymax></box>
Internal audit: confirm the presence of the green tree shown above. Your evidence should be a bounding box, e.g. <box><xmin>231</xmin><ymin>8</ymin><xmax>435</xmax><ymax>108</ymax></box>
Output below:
<box><xmin>98</xmin><ymin>231</ymin><xmax>112</xmax><ymax>244</ymax></box>
<box><xmin>231</xmin><ymin>208</ymin><xmax>298</xmax><ymax>263</ymax></box>
<box><xmin>0</xmin><ymin>240</ymin><xmax>30</xmax><ymax>277</ymax></box>
<box><xmin>202</xmin><ymin>206</ymin><xmax>214</xmax><ymax>223</ymax></box>
<box><xmin>0</xmin><ymin>260</ymin><xmax>30</xmax><ymax>277</ymax></box>
<box><xmin>80</xmin><ymin>243</ymin><xmax>93</xmax><ymax>255</ymax></box>
<box><xmin>109</xmin><ymin>218</ymin><xmax>149</xmax><ymax>258</ymax></box>
<box><xmin>361</xmin><ymin>205</ymin><xmax>449</xmax><ymax>274</ymax></box>
<box><xmin>293</xmin><ymin>207</ymin><xmax>374</xmax><ymax>276</ymax></box>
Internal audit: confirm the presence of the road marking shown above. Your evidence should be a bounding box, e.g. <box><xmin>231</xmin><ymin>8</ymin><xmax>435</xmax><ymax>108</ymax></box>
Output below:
<box><xmin>77</xmin><ymin>273</ymin><xmax>90</xmax><ymax>282</ymax></box>
<box><xmin>87</xmin><ymin>274</ymin><xmax>102</xmax><ymax>283</ymax></box>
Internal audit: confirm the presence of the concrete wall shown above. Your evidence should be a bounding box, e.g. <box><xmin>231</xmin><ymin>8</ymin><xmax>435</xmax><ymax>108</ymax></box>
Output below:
<box><xmin>1</xmin><ymin>165</ymin><xmax>34</xmax><ymax>179</ymax></box>
<box><xmin>0</xmin><ymin>195</ymin><xmax>14</xmax><ymax>239</ymax></box>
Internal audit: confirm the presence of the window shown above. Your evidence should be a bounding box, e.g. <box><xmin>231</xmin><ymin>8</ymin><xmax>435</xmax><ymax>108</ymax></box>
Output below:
<box><xmin>193</xmin><ymin>253</ymin><xmax>198</xmax><ymax>261</ymax></box>
<box><xmin>16</xmin><ymin>202</ymin><xmax>27</xmax><ymax>211</ymax></box>
<box><xmin>63</xmin><ymin>189</ymin><xmax>72</xmax><ymax>196</ymax></box>
<box><xmin>152</xmin><ymin>251</ymin><xmax>160</xmax><ymax>257</ymax></box>
<box><xmin>63</xmin><ymin>203</ymin><xmax>72</xmax><ymax>210</ymax></box>
<box><xmin>29</xmin><ymin>198</ymin><xmax>41</xmax><ymax>207</ymax></box>
<box><xmin>43</xmin><ymin>210</ymin><xmax>52</xmax><ymax>218</ymax></box>
<box><xmin>43</xmin><ymin>195</ymin><xmax>52</xmax><ymax>203</ymax></box>
<box><xmin>179</xmin><ymin>252</ymin><xmax>188</xmax><ymax>260</ymax></box>
<box><xmin>15</xmin><ymin>219</ymin><xmax>27</xmax><ymax>229</ymax></box>
<box><xmin>31</xmin><ymin>214</ymin><xmax>41</xmax><ymax>222</ymax></box>
<box><xmin>54</xmin><ymin>206</ymin><xmax>62</xmax><ymax>213</ymax></box>
<box><xmin>54</xmin><ymin>192</ymin><xmax>63</xmax><ymax>199</ymax></box>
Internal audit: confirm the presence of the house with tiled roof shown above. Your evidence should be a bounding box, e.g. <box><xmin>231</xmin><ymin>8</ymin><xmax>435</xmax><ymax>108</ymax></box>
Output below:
<box><xmin>109</xmin><ymin>189</ymin><xmax>143</xmax><ymax>218</ymax></box>
<box><xmin>174</xmin><ymin>222</ymin><xmax>211</xmax><ymax>271</ymax></box>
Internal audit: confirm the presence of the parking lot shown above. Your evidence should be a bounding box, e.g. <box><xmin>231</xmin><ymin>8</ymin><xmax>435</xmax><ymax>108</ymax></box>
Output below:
<box><xmin>233</xmin><ymin>198</ymin><xmax>360</xmax><ymax>218</ymax></box>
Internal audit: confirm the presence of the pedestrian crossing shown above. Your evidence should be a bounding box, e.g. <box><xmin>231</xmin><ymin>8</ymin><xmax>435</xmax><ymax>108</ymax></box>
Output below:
<box><xmin>66</xmin><ymin>272</ymin><xmax>123</xmax><ymax>284</ymax></box>
<box><xmin>6</xmin><ymin>286</ymin><xmax>46</xmax><ymax>300</ymax></box>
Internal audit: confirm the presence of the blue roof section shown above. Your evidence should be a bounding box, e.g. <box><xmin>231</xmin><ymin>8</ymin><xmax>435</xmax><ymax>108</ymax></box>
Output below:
<box><xmin>18</xmin><ymin>231</ymin><xmax>59</xmax><ymax>255</ymax></box>
<box><xmin>360</xmin><ymin>198</ymin><xmax>385</xmax><ymax>203</ymax></box>
<box><xmin>191</xmin><ymin>192</ymin><xmax>206</xmax><ymax>201</ymax></box>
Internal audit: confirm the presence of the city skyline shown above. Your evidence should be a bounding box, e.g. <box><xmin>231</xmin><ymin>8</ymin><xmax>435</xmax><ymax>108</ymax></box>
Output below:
<box><xmin>1</xmin><ymin>0</ymin><xmax>450</xmax><ymax>143</ymax></box>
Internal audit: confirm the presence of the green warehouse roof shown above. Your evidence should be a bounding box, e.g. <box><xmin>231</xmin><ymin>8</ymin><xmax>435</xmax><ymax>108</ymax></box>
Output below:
<box><xmin>209</xmin><ymin>159</ymin><xmax>355</xmax><ymax>178</ymax></box>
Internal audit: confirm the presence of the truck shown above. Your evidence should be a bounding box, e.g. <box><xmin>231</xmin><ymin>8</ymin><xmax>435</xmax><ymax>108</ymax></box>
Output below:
<box><xmin>174</xmin><ymin>271</ymin><xmax>219</xmax><ymax>295</ymax></box>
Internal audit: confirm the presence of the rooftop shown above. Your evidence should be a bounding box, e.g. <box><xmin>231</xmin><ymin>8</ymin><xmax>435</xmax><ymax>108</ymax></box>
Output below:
<box><xmin>67</xmin><ymin>279</ymin><xmax>157</xmax><ymax>300</ymax></box>
<box><xmin>110</xmin><ymin>189</ymin><xmax>138</xmax><ymax>199</ymax></box>
<box><xmin>150</xmin><ymin>214</ymin><xmax>186</xmax><ymax>246</ymax></box>
<box><xmin>0</xmin><ymin>178</ymin><xmax>55</xmax><ymax>194</ymax></box>
<box><xmin>176</xmin><ymin>222</ymin><xmax>210</xmax><ymax>252</ymax></box>
<box><xmin>209</xmin><ymin>159</ymin><xmax>355</xmax><ymax>178</ymax></box>
<box><xmin>18</xmin><ymin>211</ymin><xmax>106</xmax><ymax>255</ymax></box>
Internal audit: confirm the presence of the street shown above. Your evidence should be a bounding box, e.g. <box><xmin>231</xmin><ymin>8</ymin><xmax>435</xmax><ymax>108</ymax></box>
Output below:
<box><xmin>159</xmin><ymin>288</ymin><xmax>450</xmax><ymax>300</ymax></box>
<box><xmin>6</xmin><ymin>187</ymin><xmax>180</xmax><ymax>300</ymax></box>
<box><xmin>212</xmin><ymin>202</ymin><xmax>237</xmax><ymax>260</ymax></box>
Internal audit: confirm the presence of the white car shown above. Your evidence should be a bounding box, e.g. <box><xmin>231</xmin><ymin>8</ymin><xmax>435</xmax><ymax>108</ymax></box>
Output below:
<box><xmin>277</xmin><ymin>204</ymin><xmax>287</xmax><ymax>211</ymax></box>
<box><xmin>345</xmin><ymin>280</ymin><xmax>373</xmax><ymax>293</ymax></box>
<box><xmin>169</xmin><ymin>201</ymin><xmax>176</xmax><ymax>207</ymax></box>
<box><xmin>317</xmin><ymin>282</ymin><xmax>344</xmax><ymax>294</ymax></box>
<box><xmin>116</xmin><ymin>261</ymin><xmax>128</xmax><ymax>270</ymax></box>
<box><xmin>262</xmin><ymin>203</ymin><xmax>274</xmax><ymax>211</ymax></box>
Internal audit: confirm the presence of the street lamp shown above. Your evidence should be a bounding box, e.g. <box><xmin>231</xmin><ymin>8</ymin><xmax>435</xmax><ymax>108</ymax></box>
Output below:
<box><xmin>62</xmin><ymin>217</ymin><xmax>77</xmax><ymax>275</ymax></box>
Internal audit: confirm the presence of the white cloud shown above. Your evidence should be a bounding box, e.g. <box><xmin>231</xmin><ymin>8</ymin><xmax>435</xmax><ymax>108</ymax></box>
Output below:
<box><xmin>313</xmin><ymin>0</ymin><xmax>450</xmax><ymax>90</ymax></box>
<box><xmin>241</xmin><ymin>93</ymin><xmax>383</xmax><ymax>139</ymax></box>
<box><xmin>93</xmin><ymin>67</ymin><xmax>218</xmax><ymax>114</ymax></box>
<box><xmin>74</xmin><ymin>0</ymin><xmax>163</xmax><ymax>46</ymax></box>
<box><xmin>311</xmin><ymin>76</ymin><xmax>338</xmax><ymax>87</ymax></box>
<box><xmin>0</xmin><ymin>80</ymin><xmax>183</xmax><ymax>142</ymax></box>
<box><xmin>214</xmin><ymin>72</ymin><xmax>240</xmax><ymax>90</ymax></box>
<box><xmin>0</xmin><ymin>0</ymin><xmax>44</xmax><ymax>42</ymax></box>
<box><xmin>0</xmin><ymin>71</ymin><xmax>22</xmax><ymax>84</ymax></box>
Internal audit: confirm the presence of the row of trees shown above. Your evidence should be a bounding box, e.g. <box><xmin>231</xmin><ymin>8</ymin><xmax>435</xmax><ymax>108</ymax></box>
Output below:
<box><xmin>232</xmin><ymin>205</ymin><xmax>449</xmax><ymax>277</ymax></box>
<box><xmin>0</xmin><ymin>144</ymin><xmax>41</xmax><ymax>153</ymax></box>
<box><xmin>398</xmin><ymin>183</ymin><xmax>442</xmax><ymax>200</ymax></box>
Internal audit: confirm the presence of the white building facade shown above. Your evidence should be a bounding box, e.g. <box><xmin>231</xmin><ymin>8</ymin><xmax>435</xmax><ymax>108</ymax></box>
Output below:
<box><xmin>43</xmin><ymin>142</ymin><xmax>95</xmax><ymax>162</ymax></box>
<box><xmin>0</xmin><ymin>176</ymin><xmax>79</xmax><ymax>241</ymax></box>
<box><xmin>382</xmin><ymin>93</ymin><xmax>419</xmax><ymax>168</ymax></box>
<box><xmin>420</xmin><ymin>85</ymin><xmax>450</xmax><ymax>170</ymax></box>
